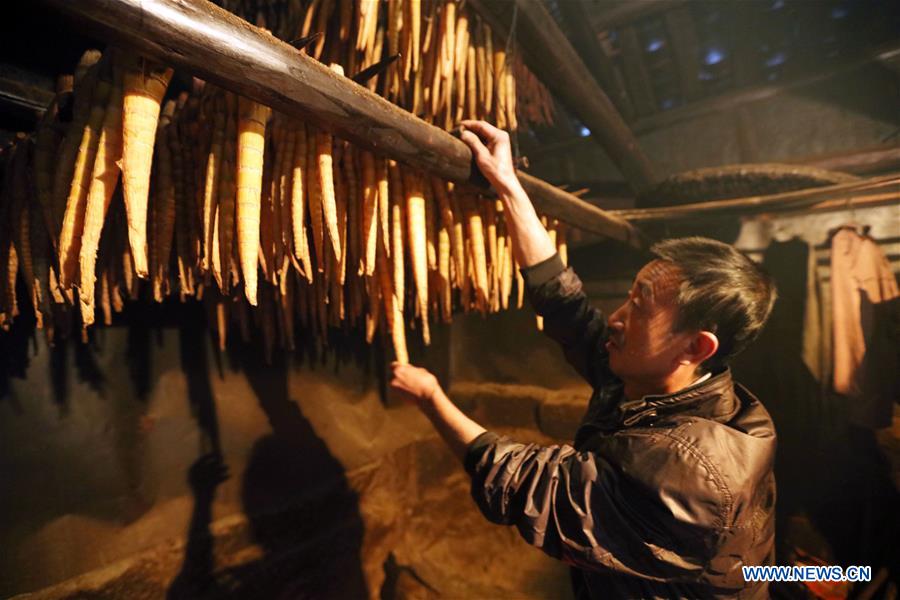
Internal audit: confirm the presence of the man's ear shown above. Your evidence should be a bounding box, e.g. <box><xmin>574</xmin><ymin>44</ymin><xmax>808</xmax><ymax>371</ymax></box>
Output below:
<box><xmin>681</xmin><ymin>331</ymin><xmax>719</xmax><ymax>366</ymax></box>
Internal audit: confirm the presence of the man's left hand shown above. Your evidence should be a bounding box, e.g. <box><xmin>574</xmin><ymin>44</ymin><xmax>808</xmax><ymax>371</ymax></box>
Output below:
<box><xmin>390</xmin><ymin>362</ymin><xmax>441</xmax><ymax>407</ymax></box>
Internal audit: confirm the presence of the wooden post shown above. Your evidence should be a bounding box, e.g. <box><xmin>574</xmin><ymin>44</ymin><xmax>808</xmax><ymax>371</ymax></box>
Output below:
<box><xmin>43</xmin><ymin>0</ymin><xmax>644</xmax><ymax>246</ymax></box>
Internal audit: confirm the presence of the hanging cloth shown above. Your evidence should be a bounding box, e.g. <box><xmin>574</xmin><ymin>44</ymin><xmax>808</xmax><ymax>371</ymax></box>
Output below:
<box><xmin>830</xmin><ymin>226</ymin><xmax>900</xmax><ymax>428</ymax></box>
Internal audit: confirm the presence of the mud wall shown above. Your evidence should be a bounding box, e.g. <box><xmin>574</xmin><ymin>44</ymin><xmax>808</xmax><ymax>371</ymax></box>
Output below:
<box><xmin>0</xmin><ymin>304</ymin><xmax>418</xmax><ymax>596</ymax></box>
<box><xmin>0</xmin><ymin>296</ymin><xmax>581</xmax><ymax>599</ymax></box>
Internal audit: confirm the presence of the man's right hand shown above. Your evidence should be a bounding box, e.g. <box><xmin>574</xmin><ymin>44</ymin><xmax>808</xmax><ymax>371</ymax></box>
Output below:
<box><xmin>459</xmin><ymin>120</ymin><xmax>523</xmax><ymax>197</ymax></box>
<box><xmin>459</xmin><ymin>120</ymin><xmax>557</xmax><ymax>269</ymax></box>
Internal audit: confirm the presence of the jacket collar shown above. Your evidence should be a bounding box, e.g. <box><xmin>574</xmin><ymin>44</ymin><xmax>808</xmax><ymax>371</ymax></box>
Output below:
<box><xmin>615</xmin><ymin>368</ymin><xmax>740</xmax><ymax>427</ymax></box>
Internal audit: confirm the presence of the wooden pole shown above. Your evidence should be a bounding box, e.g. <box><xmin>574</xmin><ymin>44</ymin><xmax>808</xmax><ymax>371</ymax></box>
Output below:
<box><xmin>518</xmin><ymin>173</ymin><xmax>644</xmax><ymax>247</ymax></box>
<box><xmin>609</xmin><ymin>174</ymin><xmax>900</xmax><ymax>221</ymax></box>
<box><xmin>468</xmin><ymin>0</ymin><xmax>658</xmax><ymax>194</ymax></box>
<box><xmin>43</xmin><ymin>0</ymin><xmax>644</xmax><ymax>246</ymax></box>
<box><xmin>794</xmin><ymin>144</ymin><xmax>900</xmax><ymax>176</ymax></box>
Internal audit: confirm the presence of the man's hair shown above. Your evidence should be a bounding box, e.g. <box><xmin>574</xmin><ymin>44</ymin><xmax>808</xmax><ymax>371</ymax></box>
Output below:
<box><xmin>650</xmin><ymin>237</ymin><xmax>777</xmax><ymax>370</ymax></box>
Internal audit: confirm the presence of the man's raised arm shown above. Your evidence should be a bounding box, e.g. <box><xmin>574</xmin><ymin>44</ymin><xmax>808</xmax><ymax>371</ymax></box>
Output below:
<box><xmin>458</xmin><ymin>120</ymin><xmax>556</xmax><ymax>268</ymax></box>
<box><xmin>459</xmin><ymin>121</ymin><xmax>610</xmax><ymax>386</ymax></box>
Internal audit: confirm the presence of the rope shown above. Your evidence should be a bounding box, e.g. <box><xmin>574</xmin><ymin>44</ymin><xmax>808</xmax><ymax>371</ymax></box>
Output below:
<box><xmin>504</xmin><ymin>0</ymin><xmax>521</xmax><ymax>163</ymax></box>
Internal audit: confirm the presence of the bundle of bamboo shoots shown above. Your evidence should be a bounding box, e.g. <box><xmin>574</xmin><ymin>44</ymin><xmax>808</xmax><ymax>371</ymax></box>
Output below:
<box><xmin>0</xmin><ymin>0</ymin><xmax>564</xmax><ymax>356</ymax></box>
<box><xmin>212</xmin><ymin>0</ymin><xmax>552</xmax><ymax>130</ymax></box>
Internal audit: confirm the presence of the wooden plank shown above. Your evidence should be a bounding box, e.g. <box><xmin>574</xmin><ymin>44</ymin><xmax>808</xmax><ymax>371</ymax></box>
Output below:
<box><xmin>619</xmin><ymin>26</ymin><xmax>657</xmax><ymax>117</ymax></box>
<box><xmin>468</xmin><ymin>0</ymin><xmax>657</xmax><ymax>194</ymax></box>
<box><xmin>43</xmin><ymin>0</ymin><xmax>644</xmax><ymax>247</ymax></box>
<box><xmin>0</xmin><ymin>64</ymin><xmax>55</xmax><ymax>113</ymax></box>
<box><xmin>556</xmin><ymin>0</ymin><xmax>635</xmax><ymax>121</ymax></box>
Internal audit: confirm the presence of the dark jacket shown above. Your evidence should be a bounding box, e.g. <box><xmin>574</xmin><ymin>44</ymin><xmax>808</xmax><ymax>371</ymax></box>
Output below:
<box><xmin>464</xmin><ymin>254</ymin><xmax>777</xmax><ymax>599</ymax></box>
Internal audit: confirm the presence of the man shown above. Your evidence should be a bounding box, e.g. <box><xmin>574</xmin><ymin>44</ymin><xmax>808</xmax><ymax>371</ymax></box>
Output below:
<box><xmin>390</xmin><ymin>120</ymin><xmax>778</xmax><ymax>599</ymax></box>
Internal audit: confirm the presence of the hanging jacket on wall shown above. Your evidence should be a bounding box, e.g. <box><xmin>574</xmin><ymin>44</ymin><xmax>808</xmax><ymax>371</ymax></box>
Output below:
<box><xmin>465</xmin><ymin>254</ymin><xmax>776</xmax><ymax>599</ymax></box>
<box><xmin>731</xmin><ymin>237</ymin><xmax>840</xmax><ymax>567</ymax></box>
<box><xmin>830</xmin><ymin>226</ymin><xmax>900</xmax><ymax>429</ymax></box>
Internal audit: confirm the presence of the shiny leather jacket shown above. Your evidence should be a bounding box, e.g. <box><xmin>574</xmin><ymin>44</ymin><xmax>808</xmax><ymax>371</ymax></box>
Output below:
<box><xmin>464</xmin><ymin>255</ymin><xmax>776</xmax><ymax>599</ymax></box>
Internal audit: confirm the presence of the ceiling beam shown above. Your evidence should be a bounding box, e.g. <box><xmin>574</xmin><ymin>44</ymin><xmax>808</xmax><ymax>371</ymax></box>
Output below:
<box><xmin>793</xmin><ymin>144</ymin><xmax>900</xmax><ymax>176</ymax></box>
<box><xmin>556</xmin><ymin>0</ymin><xmax>634</xmax><ymax>121</ymax></box>
<box><xmin>0</xmin><ymin>64</ymin><xmax>55</xmax><ymax>114</ymax></box>
<box><xmin>525</xmin><ymin>39</ymin><xmax>900</xmax><ymax>159</ymax></box>
<box><xmin>609</xmin><ymin>173</ymin><xmax>900</xmax><ymax>221</ymax></box>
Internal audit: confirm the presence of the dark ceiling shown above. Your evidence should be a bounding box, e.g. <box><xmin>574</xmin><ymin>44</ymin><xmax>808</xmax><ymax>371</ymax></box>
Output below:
<box><xmin>2</xmin><ymin>0</ymin><xmax>899</xmax><ymax>145</ymax></box>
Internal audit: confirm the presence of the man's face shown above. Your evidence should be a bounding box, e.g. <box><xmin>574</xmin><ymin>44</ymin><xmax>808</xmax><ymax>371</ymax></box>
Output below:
<box><xmin>605</xmin><ymin>260</ymin><xmax>692</xmax><ymax>381</ymax></box>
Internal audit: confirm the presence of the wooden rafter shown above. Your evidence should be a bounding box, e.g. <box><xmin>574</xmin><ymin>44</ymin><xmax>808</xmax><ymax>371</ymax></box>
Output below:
<box><xmin>610</xmin><ymin>173</ymin><xmax>900</xmax><ymax>221</ymax></box>
<box><xmin>556</xmin><ymin>0</ymin><xmax>634</xmax><ymax>121</ymax></box>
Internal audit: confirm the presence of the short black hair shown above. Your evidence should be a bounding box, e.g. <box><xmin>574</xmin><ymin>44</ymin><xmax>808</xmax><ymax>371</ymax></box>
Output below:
<box><xmin>651</xmin><ymin>237</ymin><xmax>777</xmax><ymax>370</ymax></box>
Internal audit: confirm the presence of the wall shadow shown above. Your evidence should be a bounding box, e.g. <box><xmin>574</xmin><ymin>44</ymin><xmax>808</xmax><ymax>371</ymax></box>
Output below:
<box><xmin>168</xmin><ymin>314</ymin><xmax>368</xmax><ymax>599</ymax></box>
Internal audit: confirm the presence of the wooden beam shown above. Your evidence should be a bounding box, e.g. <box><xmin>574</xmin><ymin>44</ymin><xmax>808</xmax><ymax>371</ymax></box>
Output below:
<box><xmin>556</xmin><ymin>0</ymin><xmax>634</xmax><ymax>121</ymax></box>
<box><xmin>48</xmin><ymin>0</ymin><xmax>474</xmax><ymax>179</ymax></box>
<box><xmin>619</xmin><ymin>26</ymin><xmax>658</xmax><ymax>117</ymax></box>
<box><xmin>793</xmin><ymin>144</ymin><xmax>900</xmax><ymax>176</ymax></box>
<box><xmin>43</xmin><ymin>0</ymin><xmax>643</xmax><ymax>246</ymax></box>
<box><xmin>527</xmin><ymin>41</ymin><xmax>900</xmax><ymax>157</ymax></box>
<box><xmin>518</xmin><ymin>172</ymin><xmax>644</xmax><ymax>247</ymax></box>
<box><xmin>467</xmin><ymin>0</ymin><xmax>657</xmax><ymax>194</ymax></box>
<box><xmin>531</xmin><ymin>141</ymin><xmax>900</xmax><ymax>190</ymax></box>
<box><xmin>0</xmin><ymin>64</ymin><xmax>55</xmax><ymax>113</ymax></box>
<box><xmin>609</xmin><ymin>174</ymin><xmax>900</xmax><ymax>221</ymax></box>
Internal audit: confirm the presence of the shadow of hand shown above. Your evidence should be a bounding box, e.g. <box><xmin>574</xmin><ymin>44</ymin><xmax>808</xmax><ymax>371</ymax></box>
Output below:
<box><xmin>188</xmin><ymin>453</ymin><xmax>230</xmax><ymax>501</ymax></box>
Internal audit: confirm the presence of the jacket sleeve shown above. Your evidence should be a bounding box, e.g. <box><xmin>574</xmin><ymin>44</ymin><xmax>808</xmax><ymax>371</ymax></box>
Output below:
<box><xmin>464</xmin><ymin>431</ymin><xmax>725</xmax><ymax>582</ymax></box>
<box><xmin>523</xmin><ymin>253</ymin><xmax>610</xmax><ymax>386</ymax></box>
